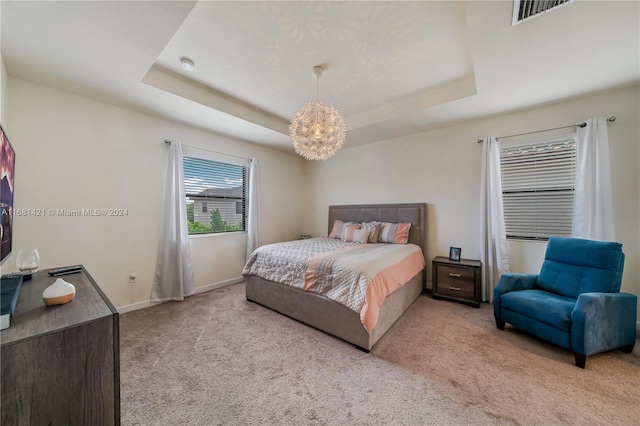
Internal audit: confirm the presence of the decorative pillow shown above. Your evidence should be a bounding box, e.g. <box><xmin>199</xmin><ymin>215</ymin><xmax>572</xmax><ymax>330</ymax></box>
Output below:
<box><xmin>378</xmin><ymin>222</ymin><xmax>412</xmax><ymax>244</ymax></box>
<box><xmin>342</xmin><ymin>228</ymin><xmax>369</xmax><ymax>244</ymax></box>
<box><xmin>340</xmin><ymin>224</ymin><xmax>362</xmax><ymax>241</ymax></box>
<box><xmin>329</xmin><ymin>220</ymin><xmax>358</xmax><ymax>239</ymax></box>
<box><xmin>360</xmin><ymin>222</ymin><xmax>382</xmax><ymax>244</ymax></box>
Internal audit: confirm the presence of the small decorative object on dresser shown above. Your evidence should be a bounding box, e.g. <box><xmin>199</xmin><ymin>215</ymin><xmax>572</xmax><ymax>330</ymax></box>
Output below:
<box><xmin>432</xmin><ymin>256</ymin><xmax>482</xmax><ymax>308</ymax></box>
<box><xmin>42</xmin><ymin>278</ymin><xmax>76</xmax><ymax>306</ymax></box>
<box><xmin>16</xmin><ymin>248</ymin><xmax>41</xmax><ymax>281</ymax></box>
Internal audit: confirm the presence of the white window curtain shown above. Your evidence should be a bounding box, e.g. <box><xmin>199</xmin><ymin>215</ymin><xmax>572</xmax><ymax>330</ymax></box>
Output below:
<box><xmin>480</xmin><ymin>136</ymin><xmax>510</xmax><ymax>302</ymax></box>
<box><xmin>573</xmin><ymin>117</ymin><xmax>615</xmax><ymax>241</ymax></box>
<box><xmin>246</xmin><ymin>157</ymin><xmax>259</xmax><ymax>262</ymax></box>
<box><xmin>151</xmin><ymin>140</ymin><xmax>195</xmax><ymax>302</ymax></box>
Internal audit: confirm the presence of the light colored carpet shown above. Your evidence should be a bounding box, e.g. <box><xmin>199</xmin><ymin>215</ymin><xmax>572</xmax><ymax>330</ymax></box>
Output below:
<box><xmin>120</xmin><ymin>283</ymin><xmax>639</xmax><ymax>425</ymax></box>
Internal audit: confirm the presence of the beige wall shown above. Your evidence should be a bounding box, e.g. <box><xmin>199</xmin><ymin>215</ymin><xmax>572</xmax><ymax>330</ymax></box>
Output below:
<box><xmin>302</xmin><ymin>85</ymin><xmax>640</xmax><ymax>309</ymax></box>
<box><xmin>7</xmin><ymin>77</ymin><xmax>304</xmax><ymax>309</ymax></box>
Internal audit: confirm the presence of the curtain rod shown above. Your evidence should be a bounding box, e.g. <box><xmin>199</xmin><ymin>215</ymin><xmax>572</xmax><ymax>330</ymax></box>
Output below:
<box><xmin>163</xmin><ymin>139</ymin><xmax>250</xmax><ymax>162</ymax></box>
<box><xmin>476</xmin><ymin>116</ymin><xmax>616</xmax><ymax>144</ymax></box>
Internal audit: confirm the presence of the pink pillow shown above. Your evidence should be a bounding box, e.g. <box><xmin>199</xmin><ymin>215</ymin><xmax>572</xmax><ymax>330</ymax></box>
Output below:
<box><xmin>340</xmin><ymin>224</ymin><xmax>362</xmax><ymax>241</ymax></box>
<box><xmin>378</xmin><ymin>222</ymin><xmax>411</xmax><ymax>244</ymax></box>
<box><xmin>329</xmin><ymin>220</ymin><xmax>358</xmax><ymax>239</ymax></box>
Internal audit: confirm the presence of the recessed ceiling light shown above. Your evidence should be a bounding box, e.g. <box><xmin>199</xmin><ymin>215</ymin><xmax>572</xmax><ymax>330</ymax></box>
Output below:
<box><xmin>180</xmin><ymin>57</ymin><xmax>195</xmax><ymax>72</ymax></box>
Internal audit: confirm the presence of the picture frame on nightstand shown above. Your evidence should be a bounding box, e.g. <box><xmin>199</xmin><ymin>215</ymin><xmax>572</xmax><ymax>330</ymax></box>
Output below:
<box><xmin>449</xmin><ymin>247</ymin><xmax>461</xmax><ymax>261</ymax></box>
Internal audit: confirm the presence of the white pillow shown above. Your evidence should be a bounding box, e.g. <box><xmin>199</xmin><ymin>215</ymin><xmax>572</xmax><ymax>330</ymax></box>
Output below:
<box><xmin>342</xmin><ymin>228</ymin><xmax>370</xmax><ymax>244</ymax></box>
<box><xmin>361</xmin><ymin>222</ymin><xmax>382</xmax><ymax>244</ymax></box>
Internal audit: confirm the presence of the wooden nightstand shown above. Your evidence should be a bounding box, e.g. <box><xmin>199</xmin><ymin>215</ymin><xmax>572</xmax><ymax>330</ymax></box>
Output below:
<box><xmin>432</xmin><ymin>256</ymin><xmax>482</xmax><ymax>308</ymax></box>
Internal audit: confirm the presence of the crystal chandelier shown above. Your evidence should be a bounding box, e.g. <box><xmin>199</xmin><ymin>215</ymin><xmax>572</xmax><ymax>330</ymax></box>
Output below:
<box><xmin>289</xmin><ymin>65</ymin><xmax>346</xmax><ymax>161</ymax></box>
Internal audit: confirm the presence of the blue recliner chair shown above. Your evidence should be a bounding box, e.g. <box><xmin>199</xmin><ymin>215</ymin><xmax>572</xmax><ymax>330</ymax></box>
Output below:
<box><xmin>494</xmin><ymin>237</ymin><xmax>637</xmax><ymax>368</ymax></box>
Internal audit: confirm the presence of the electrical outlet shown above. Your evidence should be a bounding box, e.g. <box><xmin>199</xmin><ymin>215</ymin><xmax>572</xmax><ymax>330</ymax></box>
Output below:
<box><xmin>129</xmin><ymin>272</ymin><xmax>137</xmax><ymax>283</ymax></box>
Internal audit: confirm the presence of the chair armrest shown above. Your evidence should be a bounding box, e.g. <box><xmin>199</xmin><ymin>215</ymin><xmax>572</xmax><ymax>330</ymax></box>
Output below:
<box><xmin>493</xmin><ymin>274</ymin><xmax>538</xmax><ymax>318</ymax></box>
<box><xmin>571</xmin><ymin>292</ymin><xmax>638</xmax><ymax>355</ymax></box>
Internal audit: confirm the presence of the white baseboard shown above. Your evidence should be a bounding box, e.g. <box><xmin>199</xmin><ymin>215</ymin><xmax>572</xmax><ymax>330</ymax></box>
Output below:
<box><xmin>193</xmin><ymin>276</ymin><xmax>244</xmax><ymax>295</ymax></box>
<box><xmin>116</xmin><ymin>276</ymin><xmax>244</xmax><ymax>314</ymax></box>
<box><xmin>117</xmin><ymin>299</ymin><xmax>154</xmax><ymax>314</ymax></box>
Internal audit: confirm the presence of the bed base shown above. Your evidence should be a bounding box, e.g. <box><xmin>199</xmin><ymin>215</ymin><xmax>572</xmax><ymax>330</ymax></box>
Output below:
<box><xmin>246</xmin><ymin>270</ymin><xmax>424</xmax><ymax>351</ymax></box>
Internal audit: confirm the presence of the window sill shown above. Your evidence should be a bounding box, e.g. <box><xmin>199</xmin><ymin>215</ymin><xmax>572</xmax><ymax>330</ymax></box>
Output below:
<box><xmin>507</xmin><ymin>238</ymin><xmax>549</xmax><ymax>243</ymax></box>
<box><xmin>188</xmin><ymin>231</ymin><xmax>247</xmax><ymax>239</ymax></box>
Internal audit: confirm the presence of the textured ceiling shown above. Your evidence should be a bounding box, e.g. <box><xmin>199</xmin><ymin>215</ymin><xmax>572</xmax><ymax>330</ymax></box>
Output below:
<box><xmin>2</xmin><ymin>1</ymin><xmax>639</xmax><ymax>153</ymax></box>
<box><xmin>155</xmin><ymin>1</ymin><xmax>473</xmax><ymax>117</ymax></box>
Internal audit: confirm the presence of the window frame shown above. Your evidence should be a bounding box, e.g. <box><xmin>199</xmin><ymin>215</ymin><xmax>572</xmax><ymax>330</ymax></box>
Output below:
<box><xmin>182</xmin><ymin>146</ymin><xmax>250</xmax><ymax>237</ymax></box>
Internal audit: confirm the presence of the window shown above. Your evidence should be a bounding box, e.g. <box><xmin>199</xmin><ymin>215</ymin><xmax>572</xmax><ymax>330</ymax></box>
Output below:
<box><xmin>500</xmin><ymin>136</ymin><xmax>576</xmax><ymax>240</ymax></box>
<box><xmin>182</xmin><ymin>148</ymin><xmax>249</xmax><ymax>235</ymax></box>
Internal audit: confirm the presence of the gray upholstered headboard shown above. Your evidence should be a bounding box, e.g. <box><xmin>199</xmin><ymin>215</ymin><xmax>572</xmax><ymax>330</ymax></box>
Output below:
<box><xmin>328</xmin><ymin>203</ymin><xmax>426</xmax><ymax>255</ymax></box>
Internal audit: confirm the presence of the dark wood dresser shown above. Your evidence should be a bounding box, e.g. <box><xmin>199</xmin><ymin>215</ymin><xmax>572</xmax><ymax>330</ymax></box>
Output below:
<box><xmin>1</xmin><ymin>267</ymin><xmax>120</xmax><ymax>426</ymax></box>
<box><xmin>432</xmin><ymin>256</ymin><xmax>482</xmax><ymax>308</ymax></box>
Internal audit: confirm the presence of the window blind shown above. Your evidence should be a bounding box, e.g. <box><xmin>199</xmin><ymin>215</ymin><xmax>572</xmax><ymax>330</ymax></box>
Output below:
<box><xmin>183</xmin><ymin>156</ymin><xmax>249</xmax><ymax>235</ymax></box>
<box><xmin>500</xmin><ymin>136</ymin><xmax>576</xmax><ymax>240</ymax></box>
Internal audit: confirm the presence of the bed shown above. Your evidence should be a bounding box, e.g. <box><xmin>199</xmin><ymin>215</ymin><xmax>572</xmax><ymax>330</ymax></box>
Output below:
<box><xmin>244</xmin><ymin>203</ymin><xmax>426</xmax><ymax>351</ymax></box>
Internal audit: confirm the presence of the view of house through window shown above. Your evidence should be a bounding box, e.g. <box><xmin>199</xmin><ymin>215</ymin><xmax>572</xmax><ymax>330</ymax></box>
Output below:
<box><xmin>183</xmin><ymin>155</ymin><xmax>249</xmax><ymax>235</ymax></box>
<box><xmin>500</xmin><ymin>136</ymin><xmax>576</xmax><ymax>240</ymax></box>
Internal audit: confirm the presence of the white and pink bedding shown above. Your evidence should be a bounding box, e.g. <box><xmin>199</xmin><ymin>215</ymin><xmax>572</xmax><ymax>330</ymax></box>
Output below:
<box><xmin>242</xmin><ymin>237</ymin><xmax>425</xmax><ymax>332</ymax></box>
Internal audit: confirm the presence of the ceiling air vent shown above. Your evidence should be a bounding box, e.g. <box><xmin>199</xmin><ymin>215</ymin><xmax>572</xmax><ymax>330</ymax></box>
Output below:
<box><xmin>512</xmin><ymin>0</ymin><xmax>574</xmax><ymax>25</ymax></box>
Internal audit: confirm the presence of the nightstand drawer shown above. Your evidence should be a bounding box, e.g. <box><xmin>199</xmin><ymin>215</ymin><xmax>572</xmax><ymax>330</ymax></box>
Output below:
<box><xmin>436</xmin><ymin>277</ymin><xmax>475</xmax><ymax>299</ymax></box>
<box><xmin>437</xmin><ymin>265</ymin><xmax>475</xmax><ymax>283</ymax></box>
